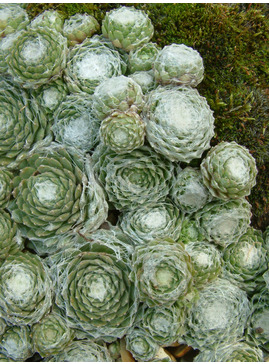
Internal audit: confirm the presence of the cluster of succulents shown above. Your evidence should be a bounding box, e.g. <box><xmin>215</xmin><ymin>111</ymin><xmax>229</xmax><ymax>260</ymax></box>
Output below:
<box><xmin>0</xmin><ymin>3</ymin><xmax>267</xmax><ymax>362</ymax></box>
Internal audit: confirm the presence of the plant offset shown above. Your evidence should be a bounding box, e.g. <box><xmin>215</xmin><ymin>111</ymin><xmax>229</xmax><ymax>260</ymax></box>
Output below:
<box><xmin>0</xmin><ymin>3</ymin><xmax>268</xmax><ymax>362</ymax></box>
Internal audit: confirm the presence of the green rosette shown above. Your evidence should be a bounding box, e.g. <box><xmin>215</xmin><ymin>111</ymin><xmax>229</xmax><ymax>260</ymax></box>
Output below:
<box><xmin>129</xmin><ymin>70</ymin><xmax>157</xmax><ymax>94</ymax></box>
<box><xmin>0</xmin><ymin>78</ymin><xmax>51</xmax><ymax>168</ymax></box>
<box><xmin>119</xmin><ymin>200</ymin><xmax>182</xmax><ymax>245</ymax></box>
<box><xmin>184</xmin><ymin>278</ymin><xmax>251</xmax><ymax>350</ymax></box>
<box><xmin>128</xmin><ymin>42</ymin><xmax>160</xmax><ymax>73</ymax></box>
<box><xmin>0</xmin><ymin>4</ymin><xmax>29</xmax><ymax>37</ymax></box>
<box><xmin>195</xmin><ymin>198</ymin><xmax>252</xmax><ymax>247</ymax></box>
<box><xmin>0</xmin><ymin>210</ymin><xmax>23</xmax><ymax>259</ymax></box>
<box><xmin>64</xmin><ymin>35</ymin><xmax>127</xmax><ymax>94</ymax></box>
<box><xmin>0</xmin><ymin>325</ymin><xmax>33</xmax><ymax>361</ymax></box>
<box><xmin>100</xmin><ymin>110</ymin><xmax>145</xmax><ymax>154</ymax></box>
<box><xmin>91</xmin><ymin>144</ymin><xmax>174</xmax><ymax>211</ymax></box>
<box><xmin>125</xmin><ymin>327</ymin><xmax>159</xmax><ymax>361</ymax></box>
<box><xmin>92</xmin><ymin>75</ymin><xmax>144</xmax><ymax>120</ymax></box>
<box><xmin>179</xmin><ymin>216</ymin><xmax>205</xmax><ymax>244</ymax></box>
<box><xmin>32</xmin><ymin>307</ymin><xmax>75</xmax><ymax>358</ymax></box>
<box><xmin>102</xmin><ymin>6</ymin><xmax>154</xmax><ymax>52</ymax></box>
<box><xmin>0</xmin><ymin>31</ymin><xmax>23</xmax><ymax>74</ymax></box>
<box><xmin>171</xmin><ymin>166</ymin><xmax>212</xmax><ymax>214</ymax></box>
<box><xmin>131</xmin><ymin>238</ymin><xmax>194</xmax><ymax>307</ymax></box>
<box><xmin>143</xmin><ymin>86</ymin><xmax>215</xmax><ymax>162</ymax></box>
<box><xmin>7</xmin><ymin>27</ymin><xmax>67</xmax><ymax>89</ymax></box>
<box><xmin>222</xmin><ymin>227</ymin><xmax>268</xmax><ymax>293</ymax></box>
<box><xmin>153</xmin><ymin>43</ymin><xmax>204</xmax><ymax>87</ymax></box>
<box><xmin>9</xmin><ymin>144</ymin><xmax>108</xmax><ymax>239</ymax></box>
<box><xmin>63</xmin><ymin>13</ymin><xmax>100</xmax><ymax>46</ymax></box>
<box><xmin>0</xmin><ymin>251</ymin><xmax>52</xmax><ymax>325</ymax></box>
<box><xmin>201</xmin><ymin>141</ymin><xmax>258</xmax><ymax>200</ymax></box>
<box><xmin>29</xmin><ymin>10</ymin><xmax>64</xmax><ymax>33</ymax></box>
<box><xmin>52</xmin><ymin>93</ymin><xmax>100</xmax><ymax>152</ymax></box>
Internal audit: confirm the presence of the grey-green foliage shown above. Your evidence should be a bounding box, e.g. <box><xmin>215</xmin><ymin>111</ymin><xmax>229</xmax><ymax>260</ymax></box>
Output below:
<box><xmin>7</xmin><ymin>27</ymin><xmax>68</xmax><ymax>89</ymax></box>
<box><xmin>64</xmin><ymin>35</ymin><xmax>127</xmax><ymax>94</ymax></box>
<box><xmin>0</xmin><ymin>169</ymin><xmax>14</xmax><ymax>208</ymax></box>
<box><xmin>154</xmin><ymin>43</ymin><xmax>204</xmax><ymax>87</ymax></box>
<box><xmin>194</xmin><ymin>341</ymin><xmax>264</xmax><ymax>362</ymax></box>
<box><xmin>247</xmin><ymin>288</ymin><xmax>269</xmax><ymax>351</ymax></box>
<box><xmin>63</xmin><ymin>13</ymin><xmax>100</xmax><ymax>46</ymax></box>
<box><xmin>0</xmin><ymin>325</ymin><xmax>33</xmax><ymax>361</ymax></box>
<box><xmin>102</xmin><ymin>6</ymin><xmax>154</xmax><ymax>52</ymax></box>
<box><xmin>128</xmin><ymin>42</ymin><xmax>160</xmax><ymax>73</ymax></box>
<box><xmin>129</xmin><ymin>70</ymin><xmax>157</xmax><ymax>94</ymax></box>
<box><xmin>91</xmin><ymin>144</ymin><xmax>174</xmax><ymax>211</ymax></box>
<box><xmin>143</xmin><ymin>86</ymin><xmax>214</xmax><ymax>162</ymax></box>
<box><xmin>119</xmin><ymin>200</ymin><xmax>182</xmax><ymax>245</ymax></box>
<box><xmin>179</xmin><ymin>216</ymin><xmax>205</xmax><ymax>244</ymax></box>
<box><xmin>125</xmin><ymin>327</ymin><xmax>159</xmax><ymax>361</ymax></box>
<box><xmin>195</xmin><ymin>198</ymin><xmax>252</xmax><ymax>247</ymax></box>
<box><xmin>29</xmin><ymin>10</ymin><xmax>64</xmax><ymax>33</ymax></box>
<box><xmin>32</xmin><ymin>307</ymin><xmax>75</xmax><ymax>357</ymax></box>
<box><xmin>264</xmin><ymin>225</ymin><xmax>269</xmax><ymax>250</ymax></box>
<box><xmin>0</xmin><ymin>77</ymin><xmax>51</xmax><ymax>169</ymax></box>
<box><xmin>100</xmin><ymin>110</ymin><xmax>145</xmax><ymax>154</ymax></box>
<box><xmin>0</xmin><ymin>210</ymin><xmax>23</xmax><ymax>260</ymax></box>
<box><xmin>0</xmin><ymin>251</ymin><xmax>52</xmax><ymax>325</ymax></box>
<box><xmin>0</xmin><ymin>31</ymin><xmax>23</xmax><ymax>74</ymax></box>
<box><xmin>52</xmin><ymin>93</ymin><xmax>100</xmax><ymax>152</ymax></box>
<box><xmin>184</xmin><ymin>278</ymin><xmax>251</xmax><ymax>350</ymax></box>
<box><xmin>131</xmin><ymin>238</ymin><xmax>194</xmax><ymax>307</ymax></box>
<box><xmin>184</xmin><ymin>240</ymin><xmax>223</xmax><ymax>288</ymax></box>
<box><xmin>171</xmin><ymin>166</ymin><xmax>211</xmax><ymax>214</ymax></box>
<box><xmin>201</xmin><ymin>141</ymin><xmax>258</xmax><ymax>200</ymax></box>
<box><xmin>0</xmin><ymin>4</ymin><xmax>29</xmax><ymax>37</ymax></box>
<box><xmin>92</xmin><ymin>75</ymin><xmax>144</xmax><ymax>120</ymax></box>
<box><xmin>222</xmin><ymin>227</ymin><xmax>268</xmax><ymax>293</ymax></box>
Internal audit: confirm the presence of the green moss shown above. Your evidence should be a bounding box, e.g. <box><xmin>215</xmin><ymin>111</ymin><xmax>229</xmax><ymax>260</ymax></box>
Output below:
<box><xmin>25</xmin><ymin>3</ymin><xmax>269</xmax><ymax>230</ymax></box>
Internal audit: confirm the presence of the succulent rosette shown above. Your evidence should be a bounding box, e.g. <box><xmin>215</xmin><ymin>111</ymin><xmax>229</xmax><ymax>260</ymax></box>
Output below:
<box><xmin>29</xmin><ymin>10</ymin><xmax>64</xmax><ymax>33</ymax></box>
<box><xmin>195</xmin><ymin>198</ymin><xmax>252</xmax><ymax>247</ymax></box>
<box><xmin>125</xmin><ymin>327</ymin><xmax>159</xmax><ymax>361</ymax></box>
<box><xmin>201</xmin><ymin>141</ymin><xmax>258</xmax><ymax>200</ymax></box>
<box><xmin>184</xmin><ymin>278</ymin><xmax>251</xmax><ymax>350</ymax></box>
<box><xmin>0</xmin><ymin>251</ymin><xmax>52</xmax><ymax>325</ymax></box>
<box><xmin>129</xmin><ymin>70</ymin><xmax>157</xmax><ymax>93</ymax></box>
<box><xmin>102</xmin><ymin>6</ymin><xmax>154</xmax><ymax>52</ymax></box>
<box><xmin>52</xmin><ymin>93</ymin><xmax>100</xmax><ymax>152</ymax></box>
<box><xmin>100</xmin><ymin>110</ymin><xmax>145</xmax><ymax>153</ymax></box>
<box><xmin>54</xmin><ymin>242</ymin><xmax>138</xmax><ymax>342</ymax></box>
<box><xmin>247</xmin><ymin>288</ymin><xmax>269</xmax><ymax>351</ymax></box>
<box><xmin>128</xmin><ymin>42</ymin><xmax>160</xmax><ymax>73</ymax></box>
<box><xmin>154</xmin><ymin>43</ymin><xmax>204</xmax><ymax>87</ymax></box>
<box><xmin>143</xmin><ymin>86</ymin><xmax>214</xmax><ymax>162</ymax></box>
<box><xmin>119</xmin><ymin>200</ymin><xmax>182</xmax><ymax>245</ymax></box>
<box><xmin>0</xmin><ymin>31</ymin><xmax>23</xmax><ymax>74</ymax></box>
<box><xmin>9</xmin><ymin>144</ymin><xmax>108</xmax><ymax>239</ymax></box>
<box><xmin>222</xmin><ymin>227</ymin><xmax>268</xmax><ymax>293</ymax></box>
<box><xmin>0</xmin><ymin>4</ymin><xmax>29</xmax><ymax>37</ymax></box>
<box><xmin>64</xmin><ymin>35</ymin><xmax>127</xmax><ymax>94</ymax></box>
<box><xmin>179</xmin><ymin>216</ymin><xmax>205</xmax><ymax>243</ymax></box>
<box><xmin>0</xmin><ymin>325</ymin><xmax>33</xmax><ymax>361</ymax></box>
<box><xmin>91</xmin><ymin>144</ymin><xmax>174</xmax><ymax>211</ymax></box>
<box><xmin>171</xmin><ymin>166</ymin><xmax>211</xmax><ymax>214</ymax></box>
<box><xmin>49</xmin><ymin>340</ymin><xmax>112</xmax><ymax>362</ymax></box>
<box><xmin>184</xmin><ymin>240</ymin><xmax>223</xmax><ymax>288</ymax></box>
<box><xmin>0</xmin><ymin>78</ymin><xmax>51</xmax><ymax>168</ymax></box>
<box><xmin>194</xmin><ymin>341</ymin><xmax>264</xmax><ymax>362</ymax></box>
<box><xmin>131</xmin><ymin>238</ymin><xmax>194</xmax><ymax>307</ymax></box>
<box><xmin>92</xmin><ymin>75</ymin><xmax>144</xmax><ymax>120</ymax></box>
<box><xmin>63</xmin><ymin>13</ymin><xmax>100</xmax><ymax>46</ymax></box>
<box><xmin>7</xmin><ymin>27</ymin><xmax>67</xmax><ymax>88</ymax></box>
<box><xmin>139</xmin><ymin>301</ymin><xmax>186</xmax><ymax>346</ymax></box>
<box><xmin>0</xmin><ymin>210</ymin><xmax>23</xmax><ymax>259</ymax></box>
<box><xmin>32</xmin><ymin>307</ymin><xmax>75</xmax><ymax>357</ymax></box>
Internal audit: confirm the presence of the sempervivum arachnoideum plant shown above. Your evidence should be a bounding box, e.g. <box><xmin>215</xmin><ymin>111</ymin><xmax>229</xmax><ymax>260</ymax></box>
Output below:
<box><xmin>125</xmin><ymin>327</ymin><xmax>159</xmax><ymax>361</ymax></box>
<box><xmin>29</xmin><ymin>10</ymin><xmax>64</xmax><ymax>33</ymax></box>
<box><xmin>91</xmin><ymin>144</ymin><xmax>174</xmax><ymax>211</ymax></box>
<box><xmin>0</xmin><ymin>325</ymin><xmax>33</xmax><ymax>361</ymax></box>
<box><xmin>184</xmin><ymin>278</ymin><xmax>251</xmax><ymax>350</ymax></box>
<box><xmin>201</xmin><ymin>141</ymin><xmax>258</xmax><ymax>200</ymax></box>
<box><xmin>128</xmin><ymin>42</ymin><xmax>160</xmax><ymax>73</ymax></box>
<box><xmin>142</xmin><ymin>85</ymin><xmax>214</xmax><ymax>162</ymax></box>
<box><xmin>8</xmin><ymin>144</ymin><xmax>108</xmax><ymax>239</ymax></box>
<box><xmin>0</xmin><ymin>4</ymin><xmax>29</xmax><ymax>37</ymax></box>
<box><xmin>0</xmin><ymin>251</ymin><xmax>52</xmax><ymax>326</ymax></box>
<box><xmin>102</xmin><ymin>6</ymin><xmax>154</xmax><ymax>52</ymax></box>
<box><xmin>118</xmin><ymin>200</ymin><xmax>182</xmax><ymax>245</ymax></box>
<box><xmin>7</xmin><ymin>27</ymin><xmax>67</xmax><ymax>89</ymax></box>
<box><xmin>131</xmin><ymin>238</ymin><xmax>194</xmax><ymax>307</ymax></box>
<box><xmin>153</xmin><ymin>43</ymin><xmax>204</xmax><ymax>87</ymax></box>
<box><xmin>0</xmin><ymin>210</ymin><xmax>23</xmax><ymax>259</ymax></box>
